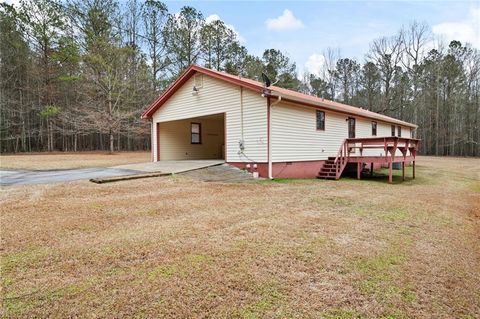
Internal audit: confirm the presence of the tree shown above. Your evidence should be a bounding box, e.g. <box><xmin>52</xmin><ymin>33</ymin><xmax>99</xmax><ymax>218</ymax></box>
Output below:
<box><xmin>368</xmin><ymin>34</ymin><xmax>404</xmax><ymax>114</ymax></box>
<box><xmin>18</xmin><ymin>0</ymin><xmax>66</xmax><ymax>151</ymax></box>
<box><xmin>200</xmin><ymin>19</ymin><xmax>237</xmax><ymax>71</ymax></box>
<box><xmin>163</xmin><ymin>6</ymin><xmax>204</xmax><ymax>75</ymax></box>
<box><xmin>0</xmin><ymin>3</ymin><xmax>31</xmax><ymax>152</ymax></box>
<box><xmin>333</xmin><ymin>58</ymin><xmax>360</xmax><ymax>104</ymax></box>
<box><xmin>223</xmin><ymin>42</ymin><xmax>249</xmax><ymax>75</ymax></box>
<box><xmin>401</xmin><ymin>21</ymin><xmax>431</xmax><ymax>127</ymax></box>
<box><xmin>359</xmin><ymin>61</ymin><xmax>381</xmax><ymax>111</ymax></box>
<box><xmin>308</xmin><ymin>74</ymin><xmax>331</xmax><ymax>99</ymax></box>
<box><xmin>141</xmin><ymin>0</ymin><xmax>168</xmax><ymax>92</ymax></box>
<box><xmin>70</xmin><ymin>0</ymin><xmax>137</xmax><ymax>152</ymax></box>
<box><xmin>262</xmin><ymin>49</ymin><xmax>299</xmax><ymax>89</ymax></box>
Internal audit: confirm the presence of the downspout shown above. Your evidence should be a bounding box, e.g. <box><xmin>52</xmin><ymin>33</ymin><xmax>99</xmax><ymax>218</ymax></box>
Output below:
<box><xmin>268</xmin><ymin>95</ymin><xmax>282</xmax><ymax>179</ymax></box>
<box><xmin>148</xmin><ymin>118</ymin><xmax>153</xmax><ymax>162</ymax></box>
<box><xmin>240</xmin><ymin>87</ymin><xmax>244</xmax><ymax>141</ymax></box>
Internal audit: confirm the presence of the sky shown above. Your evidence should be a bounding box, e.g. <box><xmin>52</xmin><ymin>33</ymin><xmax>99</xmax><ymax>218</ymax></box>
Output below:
<box><xmin>5</xmin><ymin>0</ymin><xmax>480</xmax><ymax>76</ymax></box>
<box><xmin>163</xmin><ymin>0</ymin><xmax>480</xmax><ymax>75</ymax></box>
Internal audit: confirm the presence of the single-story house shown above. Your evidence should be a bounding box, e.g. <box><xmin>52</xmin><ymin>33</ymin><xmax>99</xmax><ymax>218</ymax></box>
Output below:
<box><xmin>141</xmin><ymin>65</ymin><xmax>419</xmax><ymax>181</ymax></box>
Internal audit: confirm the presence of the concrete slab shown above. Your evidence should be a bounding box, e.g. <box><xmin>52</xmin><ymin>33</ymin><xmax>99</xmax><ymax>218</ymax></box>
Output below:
<box><xmin>0</xmin><ymin>168</ymin><xmax>142</xmax><ymax>186</ymax></box>
<box><xmin>112</xmin><ymin>160</ymin><xmax>225</xmax><ymax>173</ymax></box>
<box><xmin>0</xmin><ymin>160</ymin><xmax>226</xmax><ymax>186</ymax></box>
<box><xmin>179</xmin><ymin>164</ymin><xmax>256</xmax><ymax>183</ymax></box>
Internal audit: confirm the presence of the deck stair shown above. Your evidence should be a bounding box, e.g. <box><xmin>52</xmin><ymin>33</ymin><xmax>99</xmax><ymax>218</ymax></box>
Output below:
<box><xmin>317</xmin><ymin>139</ymin><xmax>349</xmax><ymax>180</ymax></box>
<box><xmin>317</xmin><ymin>137</ymin><xmax>420</xmax><ymax>183</ymax></box>
<box><xmin>317</xmin><ymin>157</ymin><xmax>338</xmax><ymax>179</ymax></box>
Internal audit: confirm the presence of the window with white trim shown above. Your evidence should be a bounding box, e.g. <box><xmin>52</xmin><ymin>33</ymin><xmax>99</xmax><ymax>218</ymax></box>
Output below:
<box><xmin>372</xmin><ymin>121</ymin><xmax>377</xmax><ymax>136</ymax></box>
<box><xmin>316</xmin><ymin>110</ymin><xmax>325</xmax><ymax>130</ymax></box>
<box><xmin>191</xmin><ymin>123</ymin><xmax>201</xmax><ymax>144</ymax></box>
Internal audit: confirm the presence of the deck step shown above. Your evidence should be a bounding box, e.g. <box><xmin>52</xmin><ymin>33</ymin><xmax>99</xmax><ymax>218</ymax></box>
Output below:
<box><xmin>317</xmin><ymin>175</ymin><xmax>336</xmax><ymax>180</ymax></box>
<box><xmin>318</xmin><ymin>174</ymin><xmax>336</xmax><ymax>177</ymax></box>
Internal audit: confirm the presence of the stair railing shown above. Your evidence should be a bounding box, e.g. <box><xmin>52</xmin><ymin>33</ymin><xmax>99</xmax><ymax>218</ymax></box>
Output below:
<box><xmin>333</xmin><ymin>139</ymin><xmax>349</xmax><ymax>179</ymax></box>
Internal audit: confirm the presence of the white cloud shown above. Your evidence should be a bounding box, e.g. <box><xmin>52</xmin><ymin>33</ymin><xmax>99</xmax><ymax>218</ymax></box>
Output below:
<box><xmin>305</xmin><ymin>54</ymin><xmax>326</xmax><ymax>77</ymax></box>
<box><xmin>265</xmin><ymin>9</ymin><xmax>304</xmax><ymax>31</ymax></box>
<box><xmin>4</xmin><ymin>0</ymin><xmax>21</xmax><ymax>7</ymax></box>
<box><xmin>432</xmin><ymin>7</ymin><xmax>480</xmax><ymax>48</ymax></box>
<box><xmin>207</xmin><ymin>14</ymin><xmax>225</xmax><ymax>24</ymax></box>
<box><xmin>205</xmin><ymin>14</ymin><xmax>246</xmax><ymax>43</ymax></box>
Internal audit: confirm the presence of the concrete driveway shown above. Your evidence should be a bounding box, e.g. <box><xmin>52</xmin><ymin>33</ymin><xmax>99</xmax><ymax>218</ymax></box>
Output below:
<box><xmin>0</xmin><ymin>160</ymin><xmax>224</xmax><ymax>186</ymax></box>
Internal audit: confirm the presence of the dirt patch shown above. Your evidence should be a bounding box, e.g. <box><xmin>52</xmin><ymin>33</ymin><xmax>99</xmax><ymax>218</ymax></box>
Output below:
<box><xmin>1</xmin><ymin>156</ymin><xmax>479</xmax><ymax>318</ymax></box>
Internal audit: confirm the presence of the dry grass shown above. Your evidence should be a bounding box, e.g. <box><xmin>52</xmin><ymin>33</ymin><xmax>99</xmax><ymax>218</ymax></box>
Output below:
<box><xmin>1</xmin><ymin>156</ymin><xmax>479</xmax><ymax>318</ymax></box>
<box><xmin>0</xmin><ymin>151</ymin><xmax>150</xmax><ymax>170</ymax></box>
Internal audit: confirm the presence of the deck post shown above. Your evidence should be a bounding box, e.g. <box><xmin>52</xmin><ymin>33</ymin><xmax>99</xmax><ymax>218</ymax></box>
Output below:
<box><xmin>413</xmin><ymin>160</ymin><xmax>416</xmax><ymax>179</ymax></box>
<box><xmin>357</xmin><ymin>162</ymin><xmax>362</xmax><ymax>179</ymax></box>
<box><xmin>370</xmin><ymin>162</ymin><xmax>374</xmax><ymax>177</ymax></box>
<box><xmin>388</xmin><ymin>161</ymin><xmax>393</xmax><ymax>184</ymax></box>
<box><xmin>402</xmin><ymin>161</ymin><xmax>405</xmax><ymax>181</ymax></box>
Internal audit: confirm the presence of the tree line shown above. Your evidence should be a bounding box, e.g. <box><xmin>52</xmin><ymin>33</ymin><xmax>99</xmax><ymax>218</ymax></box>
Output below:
<box><xmin>1</xmin><ymin>0</ymin><xmax>478</xmax><ymax>156</ymax></box>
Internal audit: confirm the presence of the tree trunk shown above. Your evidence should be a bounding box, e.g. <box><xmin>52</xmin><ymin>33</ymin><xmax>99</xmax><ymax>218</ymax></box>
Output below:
<box><xmin>109</xmin><ymin>129</ymin><xmax>114</xmax><ymax>153</ymax></box>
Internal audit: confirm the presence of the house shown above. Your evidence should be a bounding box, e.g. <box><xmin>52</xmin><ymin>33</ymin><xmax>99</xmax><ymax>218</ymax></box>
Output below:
<box><xmin>141</xmin><ymin>65</ymin><xmax>419</xmax><ymax>182</ymax></box>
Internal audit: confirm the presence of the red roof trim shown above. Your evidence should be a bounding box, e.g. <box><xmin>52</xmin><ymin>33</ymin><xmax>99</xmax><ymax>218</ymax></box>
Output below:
<box><xmin>275</xmin><ymin>97</ymin><xmax>415</xmax><ymax>128</ymax></box>
<box><xmin>141</xmin><ymin>65</ymin><xmax>264</xmax><ymax>119</ymax></box>
<box><xmin>141</xmin><ymin>64</ymin><xmax>417</xmax><ymax>128</ymax></box>
<box><xmin>141</xmin><ymin>66</ymin><xmax>195</xmax><ymax>119</ymax></box>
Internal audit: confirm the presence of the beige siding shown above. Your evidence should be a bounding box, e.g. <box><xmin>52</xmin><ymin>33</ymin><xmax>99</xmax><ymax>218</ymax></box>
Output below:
<box><xmin>151</xmin><ymin>75</ymin><xmax>267</xmax><ymax>162</ymax></box>
<box><xmin>357</xmin><ymin>120</ymin><xmax>413</xmax><ymax>156</ymax></box>
<box><xmin>271</xmin><ymin>102</ymin><xmax>414</xmax><ymax>161</ymax></box>
<box><xmin>271</xmin><ymin>102</ymin><xmax>347</xmax><ymax>161</ymax></box>
<box><xmin>159</xmin><ymin>118</ymin><xmax>224</xmax><ymax>160</ymax></box>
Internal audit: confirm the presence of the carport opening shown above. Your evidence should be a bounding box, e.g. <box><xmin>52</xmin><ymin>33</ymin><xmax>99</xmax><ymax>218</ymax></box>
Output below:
<box><xmin>157</xmin><ymin>113</ymin><xmax>225</xmax><ymax>161</ymax></box>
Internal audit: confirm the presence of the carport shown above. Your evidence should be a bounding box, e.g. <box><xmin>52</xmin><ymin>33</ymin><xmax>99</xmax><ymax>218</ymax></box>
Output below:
<box><xmin>155</xmin><ymin>113</ymin><xmax>225</xmax><ymax>161</ymax></box>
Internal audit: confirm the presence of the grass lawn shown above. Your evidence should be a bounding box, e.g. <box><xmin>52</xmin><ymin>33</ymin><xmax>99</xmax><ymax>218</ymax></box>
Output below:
<box><xmin>1</xmin><ymin>156</ymin><xmax>479</xmax><ymax>318</ymax></box>
<box><xmin>0</xmin><ymin>151</ymin><xmax>150</xmax><ymax>170</ymax></box>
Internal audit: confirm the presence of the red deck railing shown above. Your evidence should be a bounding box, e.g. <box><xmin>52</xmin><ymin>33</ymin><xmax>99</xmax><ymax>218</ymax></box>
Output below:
<box><xmin>329</xmin><ymin>137</ymin><xmax>420</xmax><ymax>182</ymax></box>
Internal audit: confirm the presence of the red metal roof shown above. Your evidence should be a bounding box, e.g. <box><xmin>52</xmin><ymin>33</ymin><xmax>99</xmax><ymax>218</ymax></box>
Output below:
<box><xmin>141</xmin><ymin>64</ymin><xmax>417</xmax><ymax>128</ymax></box>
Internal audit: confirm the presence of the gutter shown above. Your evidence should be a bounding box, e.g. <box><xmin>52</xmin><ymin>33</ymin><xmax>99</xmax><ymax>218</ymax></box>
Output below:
<box><xmin>267</xmin><ymin>94</ymin><xmax>282</xmax><ymax>179</ymax></box>
<box><xmin>269</xmin><ymin>89</ymin><xmax>417</xmax><ymax>129</ymax></box>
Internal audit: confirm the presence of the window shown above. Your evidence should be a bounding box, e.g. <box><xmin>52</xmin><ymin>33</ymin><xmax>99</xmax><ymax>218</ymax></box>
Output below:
<box><xmin>397</xmin><ymin>126</ymin><xmax>402</xmax><ymax>137</ymax></box>
<box><xmin>372</xmin><ymin>121</ymin><xmax>377</xmax><ymax>136</ymax></box>
<box><xmin>348</xmin><ymin>117</ymin><xmax>356</xmax><ymax>138</ymax></box>
<box><xmin>316</xmin><ymin>110</ymin><xmax>325</xmax><ymax>130</ymax></box>
<box><xmin>191</xmin><ymin>123</ymin><xmax>201</xmax><ymax>144</ymax></box>
<box><xmin>391</xmin><ymin>125</ymin><xmax>396</xmax><ymax>137</ymax></box>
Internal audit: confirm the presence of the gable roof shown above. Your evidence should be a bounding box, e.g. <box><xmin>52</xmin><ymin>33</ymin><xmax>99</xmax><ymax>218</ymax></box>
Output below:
<box><xmin>141</xmin><ymin>65</ymin><xmax>417</xmax><ymax>128</ymax></box>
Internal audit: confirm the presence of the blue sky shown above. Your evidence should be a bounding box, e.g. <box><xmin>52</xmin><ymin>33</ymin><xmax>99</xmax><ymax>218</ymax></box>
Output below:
<box><xmin>5</xmin><ymin>0</ymin><xmax>479</xmax><ymax>75</ymax></box>
<box><xmin>164</xmin><ymin>0</ymin><xmax>480</xmax><ymax>75</ymax></box>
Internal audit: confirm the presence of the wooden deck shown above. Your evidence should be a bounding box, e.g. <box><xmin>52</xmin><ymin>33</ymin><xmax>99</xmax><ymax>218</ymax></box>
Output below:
<box><xmin>317</xmin><ymin>137</ymin><xmax>420</xmax><ymax>183</ymax></box>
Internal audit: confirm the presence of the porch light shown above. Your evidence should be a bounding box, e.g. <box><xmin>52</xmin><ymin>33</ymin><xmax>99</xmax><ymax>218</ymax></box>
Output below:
<box><xmin>192</xmin><ymin>86</ymin><xmax>199</xmax><ymax>96</ymax></box>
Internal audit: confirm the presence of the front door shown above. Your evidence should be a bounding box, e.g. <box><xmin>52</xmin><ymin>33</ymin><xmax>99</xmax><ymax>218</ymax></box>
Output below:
<box><xmin>348</xmin><ymin>117</ymin><xmax>356</xmax><ymax>138</ymax></box>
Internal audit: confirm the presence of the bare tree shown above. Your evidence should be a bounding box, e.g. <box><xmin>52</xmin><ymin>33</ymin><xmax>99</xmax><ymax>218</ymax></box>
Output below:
<box><xmin>368</xmin><ymin>33</ymin><xmax>404</xmax><ymax>113</ymax></box>
<box><xmin>401</xmin><ymin>21</ymin><xmax>431</xmax><ymax>128</ymax></box>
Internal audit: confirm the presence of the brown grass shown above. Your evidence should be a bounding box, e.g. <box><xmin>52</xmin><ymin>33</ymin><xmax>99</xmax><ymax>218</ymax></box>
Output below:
<box><xmin>1</xmin><ymin>156</ymin><xmax>479</xmax><ymax>318</ymax></box>
<box><xmin>0</xmin><ymin>151</ymin><xmax>150</xmax><ymax>170</ymax></box>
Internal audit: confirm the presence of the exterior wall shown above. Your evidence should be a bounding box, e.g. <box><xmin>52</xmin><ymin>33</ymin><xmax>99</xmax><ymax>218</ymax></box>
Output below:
<box><xmin>270</xmin><ymin>102</ymin><xmax>347</xmax><ymax>162</ymax></box>
<box><xmin>151</xmin><ymin>74</ymin><xmax>267</xmax><ymax>162</ymax></box>
<box><xmin>271</xmin><ymin>102</ymin><xmax>414</xmax><ymax>161</ymax></box>
<box><xmin>356</xmin><ymin>119</ymin><xmax>413</xmax><ymax>156</ymax></box>
<box><xmin>159</xmin><ymin>118</ymin><xmax>224</xmax><ymax>160</ymax></box>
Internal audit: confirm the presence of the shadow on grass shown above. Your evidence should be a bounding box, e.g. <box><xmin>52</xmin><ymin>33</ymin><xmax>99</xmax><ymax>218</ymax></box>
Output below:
<box><xmin>341</xmin><ymin>167</ymin><xmax>427</xmax><ymax>186</ymax></box>
<box><xmin>255</xmin><ymin>166</ymin><xmax>429</xmax><ymax>186</ymax></box>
